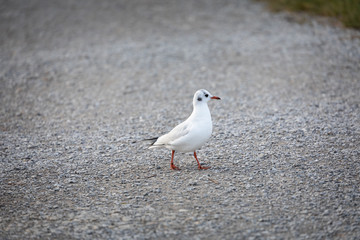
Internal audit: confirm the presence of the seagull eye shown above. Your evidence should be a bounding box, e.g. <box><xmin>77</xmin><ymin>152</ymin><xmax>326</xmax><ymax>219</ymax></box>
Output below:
<box><xmin>205</xmin><ymin>94</ymin><xmax>209</xmax><ymax>98</ymax></box>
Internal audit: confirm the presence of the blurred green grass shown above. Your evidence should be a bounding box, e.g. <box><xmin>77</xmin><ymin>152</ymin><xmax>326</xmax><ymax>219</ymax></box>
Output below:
<box><xmin>258</xmin><ymin>0</ymin><xmax>360</xmax><ymax>29</ymax></box>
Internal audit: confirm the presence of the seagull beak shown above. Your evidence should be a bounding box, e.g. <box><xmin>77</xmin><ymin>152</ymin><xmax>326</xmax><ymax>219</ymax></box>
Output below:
<box><xmin>211</xmin><ymin>96</ymin><xmax>221</xmax><ymax>100</ymax></box>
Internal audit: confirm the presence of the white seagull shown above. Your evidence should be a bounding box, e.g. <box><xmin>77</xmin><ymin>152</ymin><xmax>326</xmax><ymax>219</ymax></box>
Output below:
<box><xmin>148</xmin><ymin>89</ymin><xmax>221</xmax><ymax>170</ymax></box>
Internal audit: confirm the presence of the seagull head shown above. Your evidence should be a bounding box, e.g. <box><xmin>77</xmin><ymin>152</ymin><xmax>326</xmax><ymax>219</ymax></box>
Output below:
<box><xmin>193</xmin><ymin>89</ymin><xmax>221</xmax><ymax>106</ymax></box>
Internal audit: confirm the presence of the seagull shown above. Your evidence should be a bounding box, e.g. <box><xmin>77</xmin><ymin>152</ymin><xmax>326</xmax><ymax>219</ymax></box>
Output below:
<box><xmin>147</xmin><ymin>89</ymin><xmax>221</xmax><ymax>170</ymax></box>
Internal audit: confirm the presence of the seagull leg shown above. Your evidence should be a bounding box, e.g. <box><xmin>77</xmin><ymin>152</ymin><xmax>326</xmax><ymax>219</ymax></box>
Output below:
<box><xmin>194</xmin><ymin>151</ymin><xmax>210</xmax><ymax>170</ymax></box>
<box><xmin>170</xmin><ymin>150</ymin><xmax>180</xmax><ymax>170</ymax></box>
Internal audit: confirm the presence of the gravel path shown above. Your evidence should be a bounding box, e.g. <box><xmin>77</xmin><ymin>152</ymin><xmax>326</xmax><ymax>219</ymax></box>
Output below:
<box><xmin>1</xmin><ymin>0</ymin><xmax>359</xmax><ymax>239</ymax></box>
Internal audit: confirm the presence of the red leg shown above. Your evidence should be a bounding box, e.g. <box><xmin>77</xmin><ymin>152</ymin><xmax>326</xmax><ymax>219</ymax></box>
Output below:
<box><xmin>170</xmin><ymin>150</ymin><xmax>180</xmax><ymax>170</ymax></box>
<box><xmin>194</xmin><ymin>151</ymin><xmax>210</xmax><ymax>170</ymax></box>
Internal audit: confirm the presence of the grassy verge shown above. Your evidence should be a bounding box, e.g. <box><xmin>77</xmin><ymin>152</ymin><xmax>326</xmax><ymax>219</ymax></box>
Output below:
<box><xmin>258</xmin><ymin>0</ymin><xmax>360</xmax><ymax>29</ymax></box>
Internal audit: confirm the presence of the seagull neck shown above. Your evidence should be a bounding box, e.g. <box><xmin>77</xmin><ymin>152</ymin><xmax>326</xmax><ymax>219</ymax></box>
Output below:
<box><xmin>191</xmin><ymin>102</ymin><xmax>211</xmax><ymax>120</ymax></box>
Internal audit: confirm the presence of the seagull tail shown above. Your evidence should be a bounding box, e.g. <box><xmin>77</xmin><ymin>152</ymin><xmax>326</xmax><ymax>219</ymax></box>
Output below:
<box><xmin>143</xmin><ymin>137</ymin><xmax>159</xmax><ymax>148</ymax></box>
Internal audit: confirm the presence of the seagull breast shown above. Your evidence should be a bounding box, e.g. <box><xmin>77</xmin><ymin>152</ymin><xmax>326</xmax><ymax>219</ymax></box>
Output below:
<box><xmin>168</xmin><ymin>103</ymin><xmax>213</xmax><ymax>152</ymax></box>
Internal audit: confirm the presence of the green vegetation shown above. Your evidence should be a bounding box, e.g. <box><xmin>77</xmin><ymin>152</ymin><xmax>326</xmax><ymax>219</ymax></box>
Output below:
<box><xmin>259</xmin><ymin>0</ymin><xmax>360</xmax><ymax>29</ymax></box>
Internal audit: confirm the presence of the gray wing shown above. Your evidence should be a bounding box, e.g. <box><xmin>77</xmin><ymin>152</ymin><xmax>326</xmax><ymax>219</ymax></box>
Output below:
<box><xmin>150</xmin><ymin>120</ymin><xmax>191</xmax><ymax>147</ymax></box>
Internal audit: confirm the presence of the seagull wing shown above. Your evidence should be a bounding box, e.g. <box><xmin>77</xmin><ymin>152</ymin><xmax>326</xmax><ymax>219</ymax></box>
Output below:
<box><xmin>150</xmin><ymin>120</ymin><xmax>191</xmax><ymax>148</ymax></box>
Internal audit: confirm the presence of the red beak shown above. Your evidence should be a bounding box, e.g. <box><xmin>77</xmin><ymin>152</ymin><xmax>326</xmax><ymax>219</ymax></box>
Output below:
<box><xmin>211</xmin><ymin>96</ymin><xmax>221</xmax><ymax>100</ymax></box>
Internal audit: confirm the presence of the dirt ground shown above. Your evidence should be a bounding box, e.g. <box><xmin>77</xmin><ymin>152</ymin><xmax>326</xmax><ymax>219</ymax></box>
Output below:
<box><xmin>1</xmin><ymin>0</ymin><xmax>359</xmax><ymax>239</ymax></box>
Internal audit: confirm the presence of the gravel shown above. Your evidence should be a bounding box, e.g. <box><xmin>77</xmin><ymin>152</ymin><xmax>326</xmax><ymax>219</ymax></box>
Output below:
<box><xmin>1</xmin><ymin>0</ymin><xmax>359</xmax><ymax>239</ymax></box>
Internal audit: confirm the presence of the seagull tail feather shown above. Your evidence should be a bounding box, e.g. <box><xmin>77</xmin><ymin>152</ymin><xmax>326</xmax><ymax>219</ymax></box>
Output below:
<box><xmin>143</xmin><ymin>137</ymin><xmax>159</xmax><ymax>148</ymax></box>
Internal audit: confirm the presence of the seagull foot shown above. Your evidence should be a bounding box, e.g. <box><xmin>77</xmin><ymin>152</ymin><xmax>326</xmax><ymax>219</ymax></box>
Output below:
<box><xmin>171</xmin><ymin>164</ymin><xmax>180</xmax><ymax>170</ymax></box>
<box><xmin>198</xmin><ymin>165</ymin><xmax>211</xmax><ymax>170</ymax></box>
